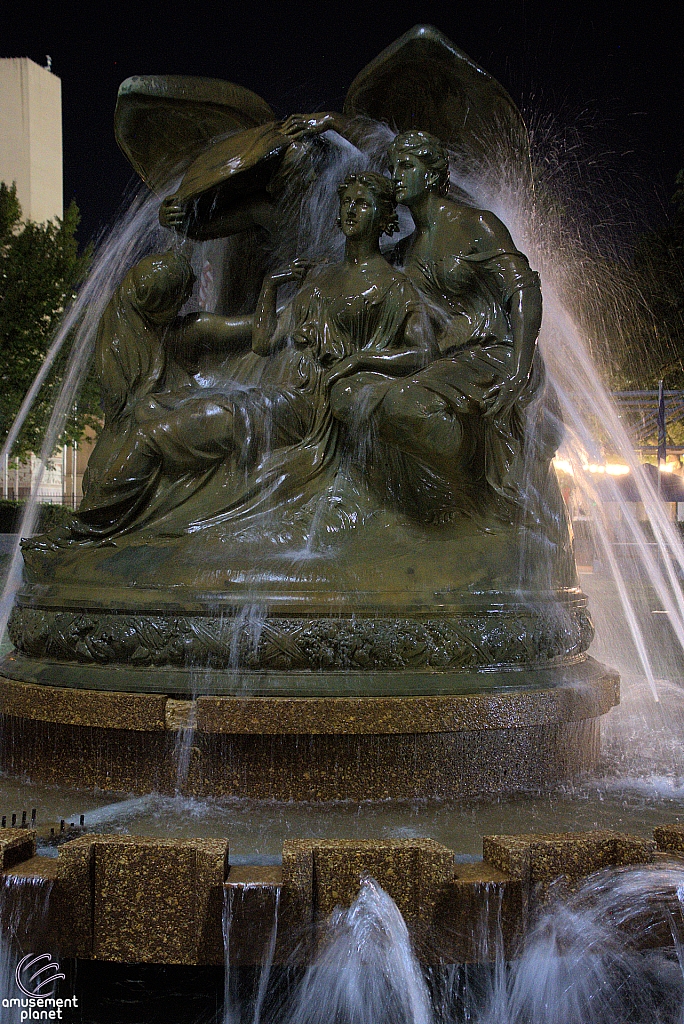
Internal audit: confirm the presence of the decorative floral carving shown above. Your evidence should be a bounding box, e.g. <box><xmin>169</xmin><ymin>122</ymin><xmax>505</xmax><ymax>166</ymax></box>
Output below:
<box><xmin>8</xmin><ymin>605</ymin><xmax>594</xmax><ymax>672</ymax></box>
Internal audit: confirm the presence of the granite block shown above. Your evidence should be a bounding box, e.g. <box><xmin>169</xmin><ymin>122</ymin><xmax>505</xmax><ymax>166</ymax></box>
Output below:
<box><xmin>194</xmin><ymin>667</ymin><xmax>619</xmax><ymax>735</ymax></box>
<box><xmin>433</xmin><ymin>862</ymin><xmax>524</xmax><ymax>963</ymax></box>
<box><xmin>0</xmin><ymin>852</ymin><xmax>56</xmax><ymax>957</ymax></box>
<box><xmin>194</xmin><ymin>838</ymin><xmax>230</xmax><ymax>964</ymax></box>
<box><xmin>483</xmin><ymin>830</ymin><xmax>655</xmax><ymax>883</ymax></box>
<box><xmin>0</xmin><ymin>663</ymin><xmax>616</xmax><ymax>800</ymax></box>
<box><xmin>3</xmin><ymin>828</ymin><xmax>683</xmax><ymax>969</ymax></box>
<box><xmin>93</xmin><ymin>836</ymin><xmax>228</xmax><ymax>965</ymax></box>
<box><xmin>283</xmin><ymin>838</ymin><xmax>453</xmax><ymax>923</ymax></box>
<box><xmin>224</xmin><ymin>866</ymin><xmax>283</xmax><ymax>966</ymax></box>
<box><xmin>0</xmin><ymin>827</ymin><xmax>35</xmax><ymax>868</ymax></box>
<box><xmin>0</xmin><ymin>676</ymin><xmax>167</xmax><ymax>730</ymax></box>
<box><xmin>654</xmin><ymin>824</ymin><xmax>684</xmax><ymax>854</ymax></box>
<box><xmin>56</xmin><ymin>834</ymin><xmax>107</xmax><ymax>959</ymax></box>
<box><xmin>0</xmin><ymin>718</ymin><xmax>180</xmax><ymax>792</ymax></box>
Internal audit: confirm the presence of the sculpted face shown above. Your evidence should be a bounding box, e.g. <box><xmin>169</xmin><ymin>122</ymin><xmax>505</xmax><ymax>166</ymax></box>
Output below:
<box><xmin>339</xmin><ymin>182</ymin><xmax>382</xmax><ymax>239</ymax></box>
<box><xmin>391</xmin><ymin>151</ymin><xmax>433</xmax><ymax>205</ymax></box>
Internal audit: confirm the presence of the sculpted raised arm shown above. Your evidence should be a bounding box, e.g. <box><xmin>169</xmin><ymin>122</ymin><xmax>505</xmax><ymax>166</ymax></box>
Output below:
<box><xmin>252</xmin><ymin>261</ymin><xmax>310</xmax><ymax>356</ymax></box>
<box><xmin>174</xmin><ymin>312</ymin><xmax>253</xmax><ymax>345</ymax></box>
<box><xmin>280</xmin><ymin>112</ymin><xmax>368</xmax><ymax>148</ymax></box>
<box><xmin>167</xmin><ymin>312</ymin><xmax>254</xmax><ymax>359</ymax></box>
<box><xmin>160</xmin><ymin>196</ymin><xmax>275</xmax><ymax>241</ymax></box>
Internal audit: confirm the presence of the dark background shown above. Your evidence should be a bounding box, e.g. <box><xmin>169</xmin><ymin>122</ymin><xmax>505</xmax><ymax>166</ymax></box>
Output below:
<box><xmin>3</xmin><ymin>1</ymin><xmax>682</xmax><ymax>247</ymax></box>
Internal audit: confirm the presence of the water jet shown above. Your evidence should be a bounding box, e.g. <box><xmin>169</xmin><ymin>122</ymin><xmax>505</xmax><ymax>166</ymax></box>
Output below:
<box><xmin>2</xmin><ymin>22</ymin><xmax>684</xmax><ymax>1023</ymax></box>
<box><xmin>1</xmin><ymin>25</ymin><xmax>616</xmax><ymax>801</ymax></box>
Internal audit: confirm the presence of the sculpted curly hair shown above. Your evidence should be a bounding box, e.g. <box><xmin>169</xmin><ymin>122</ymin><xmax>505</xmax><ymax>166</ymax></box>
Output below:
<box><xmin>337</xmin><ymin>172</ymin><xmax>399</xmax><ymax>236</ymax></box>
<box><xmin>389</xmin><ymin>131</ymin><xmax>451</xmax><ymax>196</ymax></box>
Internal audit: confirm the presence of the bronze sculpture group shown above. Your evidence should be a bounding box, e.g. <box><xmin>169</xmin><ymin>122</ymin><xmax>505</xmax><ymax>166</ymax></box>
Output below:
<box><xmin>10</xmin><ymin>27</ymin><xmax>590</xmax><ymax>682</ymax></box>
<box><xmin>54</xmin><ymin>127</ymin><xmax>548</xmax><ymax>544</ymax></box>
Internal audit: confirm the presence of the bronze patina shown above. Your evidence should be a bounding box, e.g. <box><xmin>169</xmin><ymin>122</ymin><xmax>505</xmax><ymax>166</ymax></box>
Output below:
<box><xmin>5</xmin><ymin>26</ymin><xmax>597</xmax><ymax>713</ymax></box>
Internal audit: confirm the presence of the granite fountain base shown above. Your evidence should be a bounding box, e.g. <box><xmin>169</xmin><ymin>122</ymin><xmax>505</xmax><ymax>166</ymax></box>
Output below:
<box><xmin>1</xmin><ymin>824</ymin><xmax>681</xmax><ymax>968</ymax></box>
<box><xmin>0</xmin><ymin>656</ymin><xmax>617</xmax><ymax>799</ymax></box>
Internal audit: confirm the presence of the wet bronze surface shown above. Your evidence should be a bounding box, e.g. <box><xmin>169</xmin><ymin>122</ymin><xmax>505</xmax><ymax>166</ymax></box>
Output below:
<box><xmin>5</xmin><ymin>29</ymin><xmax>619</xmax><ymax>823</ymax></box>
<box><xmin>13</xmin><ymin>28</ymin><xmax>588</xmax><ymax>702</ymax></box>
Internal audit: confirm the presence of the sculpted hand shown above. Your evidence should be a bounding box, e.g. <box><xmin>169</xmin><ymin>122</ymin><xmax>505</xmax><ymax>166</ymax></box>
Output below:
<box><xmin>159</xmin><ymin>196</ymin><xmax>187</xmax><ymax>232</ymax></box>
<box><xmin>280</xmin><ymin>113</ymin><xmax>334</xmax><ymax>140</ymax></box>
<box><xmin>324</xmin><ymin>353</ymin><xmax>362</xmax><ymax>389</ymax></box>
<box><xmin>482</xmin><ymin>373</ymin><xmax>528</xmax><ymax>418</ymax></box>
<box><xmin>269</xmin><ymin>259</ymin><xmax>313</xmax><ymax>285</ymax></box>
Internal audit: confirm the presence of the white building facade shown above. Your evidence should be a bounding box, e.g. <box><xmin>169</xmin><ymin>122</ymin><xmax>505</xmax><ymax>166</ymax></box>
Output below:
<box><xmin>0</xmin><ymin>57</ymin><xmax>63</xmax><ymax>223</ymax></box>
<box><xmin>0</xmin><ymin>57</ymin><xmax>82</xmax><ymax>506</ymax></box>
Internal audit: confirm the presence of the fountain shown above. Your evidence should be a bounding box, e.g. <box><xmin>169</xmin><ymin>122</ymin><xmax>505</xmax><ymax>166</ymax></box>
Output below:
<box><xmin>0</xmin><ymin>25</ymin><xmax>615</xmax><ymax>802</ymax></box>
<box><xmin>2</xmin><ymin>23</ymin><xmax>684</xmax><ymax>1023</ymax></box>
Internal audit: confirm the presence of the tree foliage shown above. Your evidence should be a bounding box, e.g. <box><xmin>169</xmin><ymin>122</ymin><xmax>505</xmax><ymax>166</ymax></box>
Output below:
<box><xmin>0</xmin><ymin>182</ymin><xmax>98</xmax><ymax>461</ymax></box>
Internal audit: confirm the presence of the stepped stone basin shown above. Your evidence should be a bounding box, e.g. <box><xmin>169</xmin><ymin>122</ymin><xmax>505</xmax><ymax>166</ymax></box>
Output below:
<box><xmin>1</xmin><ymin>825</ymin><xmax>680</xmax><ymax>968</ymax></box>
<box><xmin>0</xmin><ymin>659</ymin><xmax>617</xmax><ymax>799</ymax></box>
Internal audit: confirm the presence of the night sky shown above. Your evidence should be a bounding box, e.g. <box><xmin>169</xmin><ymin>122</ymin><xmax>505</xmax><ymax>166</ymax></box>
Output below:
<box><xmin>3</xmin><ymin>2</ymin><xmax>682</xmax><ymax>248</ymax></box>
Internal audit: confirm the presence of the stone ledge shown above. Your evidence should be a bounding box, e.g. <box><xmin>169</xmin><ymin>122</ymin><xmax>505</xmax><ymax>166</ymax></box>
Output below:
<box><xmin>0</xmin><ymin>674</ymin><xmax>167</xmax><ymax>731</ymax></box>
<box><xmin>93</xmin><ymin>835</ymin><xmax>228</xmax><ymax>964</ymax></box>
<box><xmin>194</xmin><ymin>666</ymin><xmax>619</xmax><ymax>734</ymax></box>
<box><xmin>483</xmin><ymin>829</ymin><xmax>656</xmax><ymax>882</ymax></box>
<box><xmin>654</xmin><ymin>824</ymin><xmax>684</xmax><ymax>853</ymax></box>
<box><xmin>0</xmin><ymin>828</ymin><xmax>36</xmax><ymax>869</ymax></box>
<box><xmin>282</xmin><ymin>837</ymin><xmax>454</xmax><ymax>921</ymax></box>
<box><xmin>1</xmin><ymin>826</ymin><xmax>681</xmax><ymax>966</ymax></box>
<box><xmin>0</xmin><ymin>658</ymin><xmax>618</xmax><ymax>735</ymax></box>
<box><xmin>53</xmin><ymin>834</ymin><xmax>229</xmax><ymax>965</ymax></box>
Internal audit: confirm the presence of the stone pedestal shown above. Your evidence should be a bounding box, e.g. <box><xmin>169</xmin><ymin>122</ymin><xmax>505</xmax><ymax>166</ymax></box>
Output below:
<box><xmin>0</xmin><ymin>657</ymin><xmax>618</xmax><ymax>799</ymax></box>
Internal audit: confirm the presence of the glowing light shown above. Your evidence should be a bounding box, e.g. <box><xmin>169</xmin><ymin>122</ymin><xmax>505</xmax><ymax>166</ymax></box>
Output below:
<box><xmin>552</xmin><ymin>458</ymin><xmax>574</xmax><ymax>476</ymax></box>
<box><xmin>578</xmin><ymin>462</ymin><xmax>631</xmax><ymax>476</ymax></box>
<box><xmin>659</xmin><ymin>462</ymin><xmax>676</xmax><ymax>473</ymax></box>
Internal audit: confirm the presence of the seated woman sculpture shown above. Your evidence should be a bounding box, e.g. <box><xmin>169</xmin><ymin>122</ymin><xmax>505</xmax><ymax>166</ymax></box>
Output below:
<box><xmin>68</xmin><ymin>250</ymin><xmax>253</xmax><ymax>538</ymax></box>
<box><xmin>252</xmin><ymin>171</ymin><xmax>433</xmax><ymax>409</ymax></box>
<box><xmin>371</xmin><ymin>130</ymin><xmax>550</xmax><ymax>508</ymax></box>
<box><xmin>64</xmin><ymin>171</ymin><xmax>433</xmax><ymax>542</ymax></box>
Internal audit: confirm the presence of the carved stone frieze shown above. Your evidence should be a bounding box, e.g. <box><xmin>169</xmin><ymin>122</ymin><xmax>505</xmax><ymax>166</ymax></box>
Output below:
<box><xmin>8</xmin><ymin>604</ymin><xmax>594</xmax><ymax>672</ymax></box>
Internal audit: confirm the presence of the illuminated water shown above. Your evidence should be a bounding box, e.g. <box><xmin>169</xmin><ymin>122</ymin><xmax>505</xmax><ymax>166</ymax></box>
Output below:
<box><xmin>1</xmin><ymin>118</ymin><xmax>684</xmax><ymax>1021</ymax></box>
